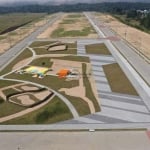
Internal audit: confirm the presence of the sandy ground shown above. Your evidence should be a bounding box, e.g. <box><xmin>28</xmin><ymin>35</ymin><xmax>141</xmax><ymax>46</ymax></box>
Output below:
<box><xmin>96</xmin><ymin>14</ymin><xmax>150</xmax><ymax>58</ymax></box>
<box><xmin>17</xmin><ymin>95</ymin><xmax>35</xmax><ymax>105</ymax></box>
<box><xmin>0</xmin><ymin>16</ymin><xmax>49</xmax><ymax>55</ymax></box>
<box><xmin>38</xmin><ymin>13</ymin><xmax>98</xmax><ymax>39</ymax></box>
<box><xmin>37</xmin><ymin>14</ymin><xmax>66</xmax><ymax>39</ymax></box>
<box><xmin>34</xmin><ymin>90</ymin><xmax>52</xmax><ymax>100</ymax></box>
<box><xmin>20</xmin><ymin>85</ymin><xmax>39</xmax><ymax>91</ymax></box>
<box><xmin>49</xmin><ymin>59</ymin><xmax>82</xmax><ymax>75</ymax></box>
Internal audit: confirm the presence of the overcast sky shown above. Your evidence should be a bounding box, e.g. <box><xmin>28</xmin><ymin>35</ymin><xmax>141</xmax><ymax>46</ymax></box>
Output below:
<box><xmin>0</xmin><ymin>0</ymin><xmax>149</xmax><ymax>5</ymax></box>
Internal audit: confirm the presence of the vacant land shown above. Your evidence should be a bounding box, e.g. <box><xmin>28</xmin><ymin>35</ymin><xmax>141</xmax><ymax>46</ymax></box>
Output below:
<box><xmin>39</xmin><ymin>13</ymin><xmax>98</xmax><ymax>38</ymax></box>
<box><xmin>103</xmin><ymin>63</ymin><xmax>138</xmax><ymax>95</ymax></box>
<box><xmin>0</xmin><ymin>13</ymin><xmax>50</xmax><ymax>54</ymax></box>
<box><xmin>95</xmin><ymin>13</ymin><xmax>150</xmax><ymax>58</ymax></box>
<box><xmin>85</xmin><ymin>43</ymin><xmax>111</xmax><ymax>55</ymax></box>
<box><xmin>0</xmin><ymin>13</ymin><xmax>45</xmax><ymax>35</ymax></box>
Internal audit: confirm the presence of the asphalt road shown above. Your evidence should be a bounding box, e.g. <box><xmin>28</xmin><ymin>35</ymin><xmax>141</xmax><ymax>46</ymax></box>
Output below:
<box><xmin>0</xmin><ymin>131</ymin><xmax>150</xmax><ymax>150</ymax></box>
<box><xmin>0</xmin><ymin>13</ymin><xmax>62</xmax><ymax>72</ymax></box>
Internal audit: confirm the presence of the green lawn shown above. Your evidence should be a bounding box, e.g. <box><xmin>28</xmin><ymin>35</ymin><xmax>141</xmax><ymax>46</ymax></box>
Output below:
<box><xmin>82</xmin><ymin>63</ymin><xmax>100</xmax><ymax>112</ymax></box>
<box><xmin>2</xmin><ymin>96</ymin><xmax>73</xmax><ymax>124</ymax></box>
<box><xmin>51</xmin><ymin>55</ymin><xmax>90</xmax><ymax>63</ymax></box>
<box><xmin>0</xmin><ymin>101</ymin><xmax>25</xmax><ymax>118</ymax></box>
<box><xmin>86</xmin><ymin>43</ymin><xmax>111</xmax><ymax>55</ymax></box>
<box><xmin>6</xmin><ymin>73</ymin><xmax>79</xmax><ymax>91</ymax></box>
<box><xmin>29</xmin><ymin>57</ymin><xmax>53</xmax><ymax>68</ymax></box>
<box><xmin>0</xmin><ymin>48</ymin><xmax>32</xmax><ymax>76</ymax></box>
<box><xmin>30</xmin><ymin>41</ymin><xmax>56</xmax><ymax>48</ymax></box>
<box><xmin>3</xmin><ymin>88</ymin><xmax>19</xmax><ymax>98</ymax></box>
<box><xmin>51</xmin><ymin>27</ymin><xmax>95</xmax><ymax>38</ymax></box>
<box><xmin>0</xmin><ymin>80</ymin><xmax>20</xmax><ymax>88</ymax></box>
<box><xmin>61</xmin><ymin>92</ymin><xmax>90</xmax><ymax>116</ymax></box>
<box><xmin>103</xmin><ymin>63</ymin><xmax>138</xmax><ymax>95</ymax></box>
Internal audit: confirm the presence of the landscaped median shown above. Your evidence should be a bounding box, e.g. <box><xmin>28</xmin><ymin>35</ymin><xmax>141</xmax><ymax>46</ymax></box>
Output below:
<box><xmin>85</xmin><ymin>43</ymin><xmax>111</xmax><ymax>55</ymax></box>
<box><xmin>103</xmin><ymin>63</ymin><xmax>138</xmax><ymax>95</ymax></box>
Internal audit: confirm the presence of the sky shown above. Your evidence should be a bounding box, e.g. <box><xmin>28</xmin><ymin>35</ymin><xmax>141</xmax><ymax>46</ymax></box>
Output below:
<box><xmin>0</xmin><ymin>0</ymin><xmax>149</xmax><ymax>5</ymax></box>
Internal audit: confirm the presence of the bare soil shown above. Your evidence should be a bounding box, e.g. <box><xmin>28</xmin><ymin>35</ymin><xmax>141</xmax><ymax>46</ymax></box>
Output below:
<box><xmin>96</xmin><ymin>14</ymin><xmax>150</xmax><ymax>58</ymax></box>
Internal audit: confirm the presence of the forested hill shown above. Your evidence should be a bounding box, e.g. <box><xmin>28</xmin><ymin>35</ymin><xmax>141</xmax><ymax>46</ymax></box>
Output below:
<box><xmin>0</xmin><ymin>2</ymin><xmax>150</xmax><ymax>14</ymax></box>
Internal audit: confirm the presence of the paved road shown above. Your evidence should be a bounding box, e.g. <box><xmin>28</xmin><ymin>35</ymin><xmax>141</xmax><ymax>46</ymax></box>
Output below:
<box><xmin>0</xmin><ymin>131</ymin><xmax>150</xmax><ymax>150</ymax></box>
<box><xmin>84</xmin><ymin>12</ymin><xmax>150</xmax><ymax>110</ymax></box>
<box><xmin>0</xmin><ymin>13</ymin><xmax>62</xmax><ymax>72</ymax></box>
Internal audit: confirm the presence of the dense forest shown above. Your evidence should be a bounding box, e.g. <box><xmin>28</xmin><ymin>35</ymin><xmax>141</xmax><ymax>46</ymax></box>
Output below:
<box><xmin>0</xmin><ymin>2</ymin><xmax>150</xmax><ymax>14</ymax></box>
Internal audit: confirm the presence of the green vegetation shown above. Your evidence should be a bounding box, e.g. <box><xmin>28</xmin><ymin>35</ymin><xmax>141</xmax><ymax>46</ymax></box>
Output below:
<box><xmin>51</xmin><ymin>55</ymin><xmax>90</xmax><ymax>63</ymax></box>
<box><xmin>6</xmin><ymin>73</ymin><xmax>79</xmax><ymax>91</ymax></box>
<box><xmin>32</xmin><ymin>42</ymin><xmax>77</xmax><ymax>55</ymax></box>
<box><xmin>113</xmin><ymin>13</ymin><xmax>150</xmax><ymax>33</ymax></box>
<box><xmin>0</xmin><ymin>48</ymin><xmax>32</xmax><ymax>76</ymax></box>
<box><xmin>3</xmin><ymin>88</ymin><xmax>19</xmax><ymax>97</ymax></box>
<box><xmin>61</xmin><ymin>92</ymin><xmax>90</xmax><ymax>116</ymax></box>
<box><xmin>30</xmin><ymin>41</ymin><xmax>56</xmax><ymax>48</ymax></box>
<box><xmin>60</xmin><ymin>19</ymin><xmax>77</xmax><ymax>24</ymax></box>
<box><xmin>103</xmin><ymin>63</ymin><xmax>138</xmax><ymax>95</ymax></box>
<box><xmin>0</xmin><ymin>97</ymin><xmax>4</xmax><ymax>104</ymax></box>
<box><xmin>0</xmin><ymin>13</ymin><xmax>45</xmax><ymax>34</ymax></box>
<box><xmin>2</xmin><ymin>96</ymin><xmax>73</xmax><ymax>124</ymax></box>
<box><xmin>67</xmin><ymin>14</ymin><xmax>83</xmax><ymax>18</ymax></box>
<box><xmin>0</xmin><ymin>80</ymin><xmax>20</xmax><ymax>88</ymax></box>
<box><xmin>85</xmin><ymin>43</ymin><xmax>111</xmax><ymax>55</ymax></box>
<box><xmin>30</xmin><ymin>57</ymin><xmax>53</xmax><ymax>68</ymax></box>
<box><xmin>0</xmin><ymin>101</ymin><xmax>25</xmax><ymax>118</ymax></box>
<box><xmin>51</xmin><ymin>27</ymin><xmax>95</xmax><ymax>37</ymax></box>
<box><xmin>82</xmin><ymin>63</ymin><xmax>100</xmax><ymax>112</ymax></box>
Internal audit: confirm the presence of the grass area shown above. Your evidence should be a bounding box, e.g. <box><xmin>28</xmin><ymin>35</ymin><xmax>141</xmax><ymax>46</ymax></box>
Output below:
<box><xmin>61</xmin><ymin>92</ymin><xmax>90</xmax><ymax>116</ymax></box>
<box><xmin>113</xmin><ymin>14</ymin><xmax>150</xmax><ymax>33</ymax></box>
<box><xmin>51</xmin><ymin>27</ymin><xmax>95</xmax><ymax>38</ymax></box>
<box><xmin>2</xmin><ymin>96</ymin><xmax>73</xmax><ymax>124</ymax></box>
<box><xmin>51</xmin><ymin>55</ymin><xmax>90</xmax><ymax>63</ymax></box>
<box><xmin>0</xmin><ymin>48</ymin><xmax>32</xmax><ymax>76</ymax></box>
<box><xmin>6</xmin><ymin>73</ymin><xmax>79</xmax><ymax>91</ymax></box>
<box><xmin>29</xmin><ymin>57</ymin><xmax>53</xmax><ymax>68</ymax></box>
<box><xmin>0</xmin><ymin>13</ymin><xmax>45</xmax><ymax>34</ymax></box>
<box><xmin>67</xmin><ymin>14</ymin><xmax>83</xmax><ymax>18</ymax></box>
<box><xmin>3</xmin><ymin>88</ymin><xmax>19</xmax><ymax>97</ymax></box>
<box><xmin>82</xmin><ymin>63</ymin><xmax>100</xmax><ymax>112</ymax></box>
<box><xmin>32</xmin><ymin>42</ymin><xmax>77</xmax><ymax>55</ymax></box>
<box><xmin>0</xmin><ymin>97</ymin><xmax>4</xmax><ymax>104</ymax></box>
<box><xmin>86</xmin><ymin>43</ymin><xmax>111</xmax><ymax>55</ymax></box>
<box><xmin>103</xmin><ymin>63</ymin><xmax>138</xmax><ymax>95</ymax></box>
<box><xmin>60</xmin><ymin>19</ymin><xmax>77</xmax><ymax>24</ymax></box>
<box><xmin>0</xmin><ymin>80</ymin><xmax>20</xmax><ymax>88</ymax></box>
<box><xmin>30</xmin><ymin>41</ymin><xmax>56</xmax><ymax>48</ymax></box>
<box><xmin>0</xmin><ymin>101</ymin><xmax>25</xmax><ymax>118</ymax></box>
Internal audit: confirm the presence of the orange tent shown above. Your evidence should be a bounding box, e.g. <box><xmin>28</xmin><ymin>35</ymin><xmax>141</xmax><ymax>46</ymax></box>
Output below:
<box><xmin>57</xmin><ymin>69</ymin><xmax>70</xmax><ymax>78</ymax></box>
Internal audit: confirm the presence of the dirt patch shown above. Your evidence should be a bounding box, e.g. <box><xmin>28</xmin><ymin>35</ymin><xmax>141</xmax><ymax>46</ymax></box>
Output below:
<box><xmin>96</xmin><ymin>14</ymin><xmax>150</xmax><ymax>58</ymax></box>
<box><xmin>20</xmin><ymin>86</ymin><xmax>39</xmax><ymax>91</ymax></box>
<box><xmin>34</xmin><ymin>90</ymin><xmax>52</xmax><ymax>100</ymax></box>
<box><xmin>17</xmin><ymin>95</ymin><xmax>35</xmax><ymax>105</ymax></box>
<box><xmin>37</xmin><ymin>14</ymin><xmax>66</xmax><ymax>39</ymax></box>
